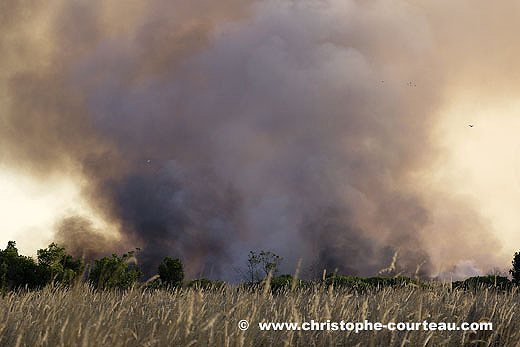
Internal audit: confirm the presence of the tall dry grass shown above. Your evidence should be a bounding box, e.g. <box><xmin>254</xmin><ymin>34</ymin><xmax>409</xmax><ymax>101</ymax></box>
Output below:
<box><xmin>0</xmin><ymin>283</ymin><xmax>519</xmax><ymax>346</ymax></box>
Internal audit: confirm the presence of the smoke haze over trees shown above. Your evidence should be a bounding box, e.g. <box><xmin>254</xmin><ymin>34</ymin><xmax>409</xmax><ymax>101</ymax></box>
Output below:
<box><xmin>2</xmin><ymin>0</ymin><xmax>519</xmax><ymax>279</ymax></box>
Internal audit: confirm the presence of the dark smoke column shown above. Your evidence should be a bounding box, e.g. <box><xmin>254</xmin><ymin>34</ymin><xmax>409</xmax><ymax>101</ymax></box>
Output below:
<box><xmin>1</xmin><ymin>0</ymin><xmax>504</xmax><ymax>279</ymax></box>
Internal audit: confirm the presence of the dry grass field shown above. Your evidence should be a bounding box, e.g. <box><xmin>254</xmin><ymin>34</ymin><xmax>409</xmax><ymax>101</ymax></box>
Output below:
<box><xmin>0</xmin><ymin>283</ymin><xmax>519</xmax><ymax>346</ymax></box>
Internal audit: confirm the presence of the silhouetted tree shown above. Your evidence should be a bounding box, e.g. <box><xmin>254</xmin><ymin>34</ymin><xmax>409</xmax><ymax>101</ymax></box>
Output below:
<box><xmin>510</xmin><ymin>252</ymin><xmax>520</xmax><ymax>285</ymax></box>
<box><xmin>247</xmin><ymin>250</ymin><xmax>282</xmax><ymax>282</ymax></box>
<box><xmin>158</xmin><ymin>257</ymin><xmax>184</xmax><ymax>288</ymax></box>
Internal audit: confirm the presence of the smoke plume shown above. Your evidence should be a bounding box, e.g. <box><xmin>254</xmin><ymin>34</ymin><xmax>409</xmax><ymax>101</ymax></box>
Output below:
<box><xmin>2</xmin><ymin>0</ymin><xmax>518</xmax><ymax>279</ymax></box>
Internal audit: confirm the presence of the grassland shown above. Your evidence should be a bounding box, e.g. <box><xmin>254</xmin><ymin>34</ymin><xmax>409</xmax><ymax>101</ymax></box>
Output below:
<box><xmin>0</xmin><ymin>283</ymin><xmax>519</xmax><ymax>346</ymax></box>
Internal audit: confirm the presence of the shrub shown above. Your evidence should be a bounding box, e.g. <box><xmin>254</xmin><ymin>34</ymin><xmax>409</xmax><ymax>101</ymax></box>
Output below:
<box><xmin>269</xmin><ymin>274</ymin><xmax>312</xmax><ymax>292</ymax></box>
<box><xmin>158</xmin><ymin>257</ymin><xmax>184</xmax><ymax>288</ymax></box>
<box><xmin>270</xmin><ymin>274</ymin><xmax>294</xmax><ymax>291</ymax></box>
<box><xmin>88</xmin><ymin>250</ymin><xmax>143</xmax><ymax>290</ymax></box>
<box><xmin>324</xmin><ymin>275</ymin><xmax>420</xmax><ymax>291</ymax></box>
<box><xmin>144</xmin><ymin>276</ymin><xmax>163</xmax><ymax>291</ymax></box>
<box><xmin>187</xmin><ymin>278</ymin><xmax>225</xmax><ymax>290</ymax></box>
<box><xmin>452</xmin><ymin>275</ymin><xmax>512</xmax><ymax>291</ymax></box>
<box><xmin>238</xmin><ymin>275</ymin><xmax>312</xmax><ymax>293</ymax></box>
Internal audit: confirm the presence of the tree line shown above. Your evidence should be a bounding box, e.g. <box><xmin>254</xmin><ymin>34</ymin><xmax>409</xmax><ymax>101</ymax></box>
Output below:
<box><xmin>2</xmin><ymin>240</ymin><xmax>520</xmax><ymax>293</ymax></box>
<box><xmin>0</xmin><ymin>241</ymin><xmax>185</xmax><ymax>293</ymax></box>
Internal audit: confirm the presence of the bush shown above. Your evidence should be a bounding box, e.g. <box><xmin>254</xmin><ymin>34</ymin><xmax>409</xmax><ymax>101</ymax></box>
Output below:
<box><xmin>158</xmin><ymin>257</ymin><xmax>184</xmax><ymax>288</ymax></box>
<box><xmin>237</xmin><ymin>275</ymin><xmax>312</xmax><ymax>293</ymax></box>
<box><xmin>452</xmin><ymin>275</ymin><xmax>512</xmax><ymax>291</ymax></box>
<box><xmin>88</xmin><ymin>250</ymin><xmax>143</xmax><ymax>290</ymax></box>
<box><xmin>364</xmin><ymin>276</ymin><xmax>418</xmax><ymax>287</ymax></box>
<box><xmin>324</xmin><ymin>275</ymin><xmax>420</xmax><ymax>291</ymax></box>
<box><xmin>144</xmin><ymin>276</ymin><xmax>163</xmax><ymax>291</ymax></box>
<box><xmin>270</xmin><ymin>274</ymin><xmax>294</xmax><ymax>291</ymax></box>
<box><xmin>187</xmin><ymin>278</ymin><xmax>225</xmax><ymax>290</ymax></box>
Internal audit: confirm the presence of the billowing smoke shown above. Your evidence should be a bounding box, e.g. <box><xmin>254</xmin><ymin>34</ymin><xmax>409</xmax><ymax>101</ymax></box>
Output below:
<box><xmin>436</xmin><ymin>261</ymin><xmax>484</xmax><ymax>282</ymax></box>
<box><xmin>2</xmin><ymin>0</ymin><xmax>517</xmax><ymax>279</ymax></box>
<box><xmin>54</xmin><ymin>216</ymin><xmax>114</xmax><ymax>261</ymax></box>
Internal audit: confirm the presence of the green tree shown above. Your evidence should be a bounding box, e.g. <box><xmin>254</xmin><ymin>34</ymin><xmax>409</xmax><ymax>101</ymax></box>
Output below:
<box><xmin>37</xmin><ymin>243</ymin><xmax>83</xmax><ymax>286</ymax></box>
<box><xmin>158</xmin><ymin>257</ymin><xmax>184</xmax><ymax>288</ymax></box>
<box><xmin>0</xmin><ymin>241</ymin><xmax>42</xmax><ymax>290</ymax></box>
<box><xmin>510</xmin><ymin>252</ymin><xmax>520</xmax><ymax>285</ymax></box>
<box><xmin>88</xmin><ymin>250</ymin><xmax>143</xmax><ymax>290</ymax></box>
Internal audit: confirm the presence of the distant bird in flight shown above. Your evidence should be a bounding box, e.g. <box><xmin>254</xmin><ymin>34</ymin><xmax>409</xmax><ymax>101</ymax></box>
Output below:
<box><xmin>468</xmin><ymin>124</ymin><xmax>474</xmax><ymax>128</ymax></box>
<box><xmin>146</xmin><ymin>159</ymin><xmax>151</xmax><ymax>163</ymax></box>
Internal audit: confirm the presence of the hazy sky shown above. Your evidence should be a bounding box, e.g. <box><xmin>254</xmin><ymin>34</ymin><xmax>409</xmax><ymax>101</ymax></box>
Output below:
<box><xmin>1</xmin><ymin>0</ymin><xmax>519</xmax><ymax>279</ymax></box>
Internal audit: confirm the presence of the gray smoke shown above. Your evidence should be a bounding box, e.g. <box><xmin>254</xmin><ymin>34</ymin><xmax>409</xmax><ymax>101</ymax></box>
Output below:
<box><xmin>2</xmin><ymin>0</ymin><xmax>514</xmax><ymax>279</ymax></box>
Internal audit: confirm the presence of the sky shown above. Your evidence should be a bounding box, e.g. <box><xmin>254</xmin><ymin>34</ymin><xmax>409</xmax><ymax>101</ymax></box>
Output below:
<box><xmin>1</xmin><ymin>0</ymin><xmax>519</xmax><ymax>279</ymax></box>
